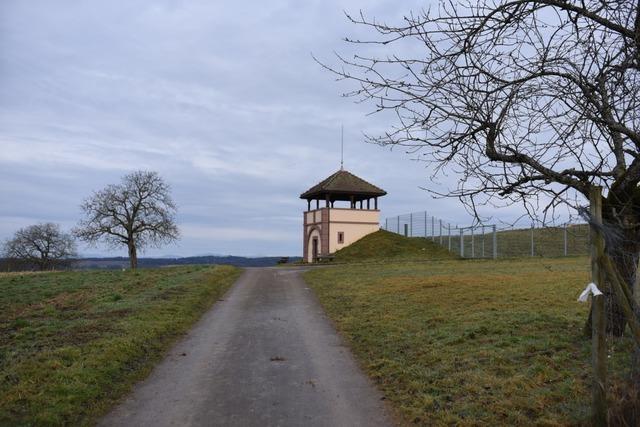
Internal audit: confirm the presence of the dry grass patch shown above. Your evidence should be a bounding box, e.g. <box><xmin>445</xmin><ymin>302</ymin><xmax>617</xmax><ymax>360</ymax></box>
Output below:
<box><xmin>0</xmin><ymin>265</ymin><xmax>241</xmax><ymax>426</ymax></box>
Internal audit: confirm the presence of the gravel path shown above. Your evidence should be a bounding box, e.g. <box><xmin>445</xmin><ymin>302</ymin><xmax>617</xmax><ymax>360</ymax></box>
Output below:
<box><xmin>99</xmin><ymin>267</ymin><xmax>393</xmax><ymax>427</ymax></box>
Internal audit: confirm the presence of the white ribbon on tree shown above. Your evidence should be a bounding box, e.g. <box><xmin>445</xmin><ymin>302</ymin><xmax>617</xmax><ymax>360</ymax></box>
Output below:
<box><xmin>577</xmin><ymin>282</ymin><xmax>603</xmax><ymax>302</ymax></box>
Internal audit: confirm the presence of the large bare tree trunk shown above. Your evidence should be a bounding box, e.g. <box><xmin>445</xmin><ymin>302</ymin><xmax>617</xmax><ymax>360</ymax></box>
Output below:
<box><xmin>128</xmin><ymin>241</ymin><xmax>138</xmax><ymax>270</ymax></box>
<box><xmin>597</xmin><ymin>194</ymin><xmax>640</xmax><ymax>337</ymax></box>
<box><xmin>633</xmin><ymin>257</ymin><xmax>640</xmax><ymax>389</ymax></box>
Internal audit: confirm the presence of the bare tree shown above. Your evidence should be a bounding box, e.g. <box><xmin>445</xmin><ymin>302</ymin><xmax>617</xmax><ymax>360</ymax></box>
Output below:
<box><xmin>321</xmin><ymin>1</ymin><xmax>639</xmax><ymax>335</ymax></box>
<box><xmin>74</xmin><ymin>171</ymin><xmax>179</xmax><ymax>269</ymax></box>
<box><xmin>3</xmin><ymin>223</ymin><xmax>77</xmax><ymax>271</ymax></box>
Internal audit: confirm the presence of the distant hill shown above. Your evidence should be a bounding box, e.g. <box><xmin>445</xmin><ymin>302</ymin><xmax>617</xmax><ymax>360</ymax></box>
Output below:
<box><xmin>75</xmin><ymin>256</ymin><xmax>301</xmax><ymax>269</ymax></box>
<box><xmin>332</xmin><ymin>229</ymin><xmax>456</xmax><ymax>262</ymax></box>
<box><xmin>1</xmin><ymin>256</ymin><xmax>301</xmax><ymax>272</ymax></box>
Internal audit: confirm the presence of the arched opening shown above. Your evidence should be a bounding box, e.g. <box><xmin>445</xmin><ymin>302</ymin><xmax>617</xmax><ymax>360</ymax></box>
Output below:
<box><xmin>307</xmin><ymin>227</ymin><xmax>321</xmax><ymax>262</ymax></box>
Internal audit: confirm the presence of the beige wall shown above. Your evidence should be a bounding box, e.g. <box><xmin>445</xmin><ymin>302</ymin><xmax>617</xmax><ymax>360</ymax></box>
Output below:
<box><xmin>328</xmin><ymin>208</ymin><xmax>380</xmax><ymax>254</ymax></box>
<box><xmin>329</xmin><ymin>208</ymin><xmax>378</xmax><ymax>223</ymax></box>
<box><xmin>328</xmin><ymin>222</ymin><xmax>379</xmax><ymax>253</ymax></box>
<box><xmin>305</xmin><ymin>208</ymin><xmax>379</xmax><ymax>224</ymax></box>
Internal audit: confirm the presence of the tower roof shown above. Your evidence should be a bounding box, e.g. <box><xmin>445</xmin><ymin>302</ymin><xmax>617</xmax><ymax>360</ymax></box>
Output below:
<box><xmin>300</xmin><ymin>169</ymin><xmax>387</xmax><ymax>201</ymax></box>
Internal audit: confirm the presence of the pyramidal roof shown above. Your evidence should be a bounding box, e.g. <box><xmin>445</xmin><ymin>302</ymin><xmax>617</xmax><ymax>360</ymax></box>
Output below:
<box><xmin>300</xmin><ymin>169</ymin><xmax>387</xmax><ymax>199</ymax></box>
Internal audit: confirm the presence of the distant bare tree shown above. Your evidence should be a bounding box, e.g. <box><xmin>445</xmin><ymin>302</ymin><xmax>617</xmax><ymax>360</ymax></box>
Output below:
<box><xmin>322</xmin><ymin>1</ymin><xmax>639</xmax><ymax>336</ymax></box>
<box><xmin>74</xmin><ymin>171</ymin><xmax>179</xmax><ymax>269</ymax></box>
<box><xmin>3</xmin><ymin>223</ymin><xmax>77</xmax><ymax>271</ymax></box>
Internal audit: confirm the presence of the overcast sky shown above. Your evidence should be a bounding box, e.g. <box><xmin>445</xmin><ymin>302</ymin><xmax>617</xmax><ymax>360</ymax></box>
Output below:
<box><xmin>0</xmin><ymin>0</ymin><xmax>531</xmax><ymax>257</ymax></box>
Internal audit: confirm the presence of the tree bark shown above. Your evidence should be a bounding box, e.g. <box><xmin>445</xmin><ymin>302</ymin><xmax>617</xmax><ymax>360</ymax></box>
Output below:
<box><xmin>607</xmin><ymin>244</ymin><xmax>635</xmax><ymax>336</ymax></box>
<box><xmin>599</xmin><ymin>191</ymin><xmax>640</xmax><ymax>336</ymax></box>
<box><xmin>128</xmin><ymin>241</ymin><xmax>138</xmax><ymax>270</ymax></box>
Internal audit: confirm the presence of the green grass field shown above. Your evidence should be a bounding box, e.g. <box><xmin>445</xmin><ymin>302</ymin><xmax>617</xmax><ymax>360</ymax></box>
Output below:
<box><xmin>494</xmin><ymin>224</ymin><xmax>590</xmax><ymax>258</ymax></box>
<box><xmin>0</xmin><ymin>265</ymin><xmax>241</xmax><ymax>426</ymax></box>
<box><xmin>304</xmin><ymin>255</ymin><xmax>633</xmax><ymax>425</ymax></box>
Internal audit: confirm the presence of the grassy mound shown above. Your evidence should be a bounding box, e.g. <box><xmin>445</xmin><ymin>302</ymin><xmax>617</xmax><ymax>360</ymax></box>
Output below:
<box><xmin>333</xmin><ymin>229</ymin><xmax>456</xmax><ymax>262</ymax></box>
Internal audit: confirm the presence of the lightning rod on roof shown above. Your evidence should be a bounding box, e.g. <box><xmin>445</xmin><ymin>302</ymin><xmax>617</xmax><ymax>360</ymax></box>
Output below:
<box><xmin>340</xmin><ymin>124</ymin><xmax>344</xmax><ymax>170</ymax></box>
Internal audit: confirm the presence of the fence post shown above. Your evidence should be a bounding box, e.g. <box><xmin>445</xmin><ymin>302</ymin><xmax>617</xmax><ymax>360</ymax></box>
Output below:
<box><xmin>385</xmin><ymin>218</ymin><xmax>388</xmax><ymax>231</ymax></box>
<box><xmin>471</xmin><ymin>226</ymin><xmax>475</xmax><ymax>258</ymax></box>
<box><xmin>589</xmin><ymin>186</ymin><xmax>607</xmax><ymax>426</ymax></box>
<box><xmin>531</xmin><ymin>223</ymin><xmax>535</xmax><ymax>257</ymax></box>
<box><xmin>564</xmin><ymin>224</ymin><xmax>568</xmax><ymax>256</ymax></box>
<box><xmin>448</xmin><ymin>224</ymin><xmax>452</xmax><ymax>251</ymax></box>
<box><xmin>397</xmin><ymin>215</ymin><xmax>400</xmax><ymax>234</ymax></box>
<box><xmin>410</xmin><ymin>213</ymin><xmax>413</xmax><ymax>237</ymax></box>
<box><xmin>481</xmin><ymin>225</ymin><xmax>485</xmax><ymax>258</ymax></box>
<box><xmin>492</xmin><ymin>225</ymin><xmax>497</xmax><ymax>259</ymax></box>
<box><xmin>592</xmin><ymin>294</ymin><xmax>607</xmax><ymax>427</ymax></box>
<box><xmin>432</xmin><ymin>216</ymin><xmax>435</xmax><ymax>241</ymax></box>
<box><xmin>460</xmin><ymin>228</ymin><xmax>464</xmax><ymax>257</ymax></box>
<box><xmin>424</xmin><ymin>211</ymin><xmax>428</xmax><ymax>238</ymax></box>
<box><xmin>439</xmin><ymin>219</ymin><xmax>443</xmax><ymax>245</ymax></box>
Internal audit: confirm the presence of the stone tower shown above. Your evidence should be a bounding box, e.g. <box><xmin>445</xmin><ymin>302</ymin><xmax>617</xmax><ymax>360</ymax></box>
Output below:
<box><xmin>300</xmin><ymin>169</ymin><xmax>386</xmax><ymax>262</ymax></box>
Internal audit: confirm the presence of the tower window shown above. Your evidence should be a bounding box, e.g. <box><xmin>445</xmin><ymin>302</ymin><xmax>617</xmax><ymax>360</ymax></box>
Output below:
<box><xmin>338</xmin><ymin>232</ymin><xmax>344</xmax><ymax>244</ymax></box>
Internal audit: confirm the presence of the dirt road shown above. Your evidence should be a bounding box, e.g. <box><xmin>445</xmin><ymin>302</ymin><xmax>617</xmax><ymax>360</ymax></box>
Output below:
<box><xmin>99</xmin><ymin>267</ymin><xmax>392</xmax><ymax>427</ymax></box>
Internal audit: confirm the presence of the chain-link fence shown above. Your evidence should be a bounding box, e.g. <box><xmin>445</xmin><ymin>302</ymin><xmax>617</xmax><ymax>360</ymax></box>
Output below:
<box><xmin>382</xmin><ymin>211</ymin><xmax>590</xmax><ymax>258</ymax></box>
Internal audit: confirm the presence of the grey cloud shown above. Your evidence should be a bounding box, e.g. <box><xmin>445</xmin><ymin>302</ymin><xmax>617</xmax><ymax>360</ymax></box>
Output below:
<box><xmin>0</xmin><ymin>0</ymin><xmax>512</xmax><ymax>257</ymax></box>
